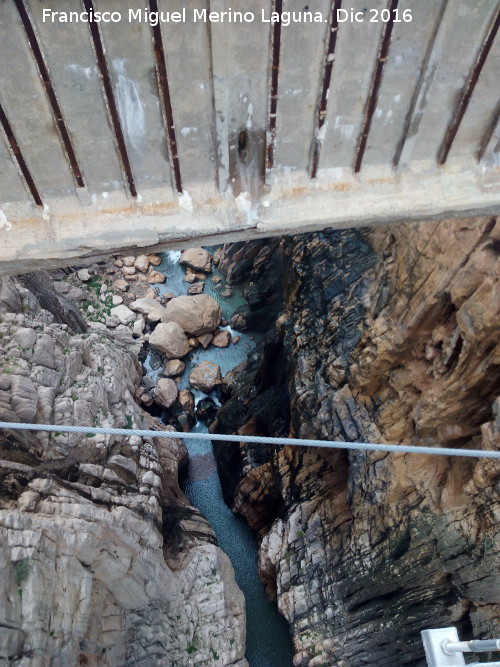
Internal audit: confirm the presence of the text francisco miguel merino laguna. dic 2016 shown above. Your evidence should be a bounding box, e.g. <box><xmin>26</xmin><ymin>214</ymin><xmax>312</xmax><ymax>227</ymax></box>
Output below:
<box><xmin>42</xmin><ymin>7</ymin><xmax>413</xmax><ymax>25</ymax></box>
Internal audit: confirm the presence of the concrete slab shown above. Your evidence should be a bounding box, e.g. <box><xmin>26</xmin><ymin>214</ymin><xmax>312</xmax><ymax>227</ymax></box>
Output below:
<box><xmin>0</xmin><ymin>134</ymin><xmax>30</xmax><ymax>205</ymax></box>
<box><xmin>0</xmin><ymin>3</ymin><xmax>76</xmax><ymax>198</ymax></box>
<box><xmin>159</xmin><ymin>0</ymin><xmax>217</xmax><ymax>191</ymax></box>
<box><xmin>0</xmin><ymin>1</ymin><xmax>498</xmax><ymax>271</ymax></box>
<box><xmin>95</xmin><ymin>0</ymin><xmax>174</xmax><ymax>195</ymax></box>
<box><xmin>273</xmin><ymin>0</ymin><xmax>330</xmax><ymax>173</ymax></box>
<box><xmin>319</xmin><ymin>0</ymin><xmax>387</xmax><ymax>169</ymax></box>
<box><xmin>0</xmin><ymin>160</ymin><xmax>498</xmax><ymax>274</ymax></box>
<box><xmin>399</xmin><ymin>0</ymin><xmax>498</xmax><ymax>165</ymax></box>
<box><xmin>362</xmin><ymin>0</ymin><xmax>446</xmax><ymax>167</ymax></box>
<box><xmin>25</xmin><ymin>0</ymin><xmax>125</xmax><ymax>197</ymax></box>
<box><xmin>447</xmin><ymin>37</ymin><xmax>500</xmax><ymax>162</ymax></box>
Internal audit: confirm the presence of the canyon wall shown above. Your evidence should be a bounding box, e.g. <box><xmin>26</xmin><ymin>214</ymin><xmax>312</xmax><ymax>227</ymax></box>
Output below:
<box><xmin>214</xmin><ymin>218</ymin><xmax>500</xmax><ymax>666</ymax></box>
<box><xmin>0</xmin><ymin>276</ymin><xmax>246</xmax><ymax>666</ymax></box>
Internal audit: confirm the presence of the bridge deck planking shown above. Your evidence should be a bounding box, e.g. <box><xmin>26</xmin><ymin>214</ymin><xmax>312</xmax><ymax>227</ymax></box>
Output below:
<box><xmin>209</xmin><ymin>0</ymin><xmax>270</xmax><ymax>195</ymax></box>
<box><xmin>0</xmin><ymin>1</ymin><xmax>498</xmax><ymax>271</ymax></box>
<box><xmin>399</xmin><ymin>0</ymin><xmax>499</xmax><ymax>166</ymax></box>
<box><xmin>94</xmin><ymin>0</ymin><xmax>174</xmax><ymax>199</ymax></box>
<box><xmin>159</xmin><ymin>0</ymin><xmax>218</xmax><ymax>193</ymax></box>
<box><xmin>319</xmin><ymin>0</ymin><xmax>387</xmax><ymax>171</ymax></box>
<box><xmin>447</xmin><ymin>36</ymin><xmax>500</xmax><ymax>163</ymax></box>
<box><xmin>273</xmin><ymin>0</ymin><xmax>330</xmax><ymax>174</ymax></box>
<box><xmin>0</xmin><ymin>2</ymin><xmax>76</xmax><ymax>199</ymax></box>
<box><xmin>25</xmin><ymin>0</ymin><xmax>125</xmax><ymax>198</ymax></box>
<box><xmin>0</xmin><ymin>134</ymin><xmax>31</xmax><ymax>205</ymax></box>
<box><xmin>362</xmin><ymin>0</ymin><xmax>445</xmax><ymax>168</ymax></box>
<box><xmin>481</xmin><ymin>120</ymin><xmax>500</xmax><ymax>170</ymax></box>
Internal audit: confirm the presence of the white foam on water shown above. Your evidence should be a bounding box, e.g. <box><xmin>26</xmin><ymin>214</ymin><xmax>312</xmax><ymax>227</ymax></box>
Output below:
<box><xmin>193</xmin><ymin>389</ymin><xmax>209</xmax><ymax>407</ymax></box>
<box><xmin>220</xmin><ymin>324</ymin><xmax>238</xmax><ymax>336</ymax></box>
<box><xmin>166</xmin><ymin>249</ymin><xmax>182</xmax><ymax>264</ymax></box>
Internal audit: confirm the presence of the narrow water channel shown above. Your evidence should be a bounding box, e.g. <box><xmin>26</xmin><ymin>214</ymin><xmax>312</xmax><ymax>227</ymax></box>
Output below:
<box><xmin>148</xmin><ymin>250</ymin><xmax>294</xmax><ymax>666</ymax></box>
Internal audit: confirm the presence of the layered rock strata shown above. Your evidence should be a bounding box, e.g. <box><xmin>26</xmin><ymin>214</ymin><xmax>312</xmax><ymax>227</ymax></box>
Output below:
<box><xmin>0</xmin><ymin>276</ymin><xmax>246</xmax><ymax>666</ymax></box>
<box><xmin>214</xmin><ymin>218</ymin><xmax>500</xmax><ymax>666</ymax></box>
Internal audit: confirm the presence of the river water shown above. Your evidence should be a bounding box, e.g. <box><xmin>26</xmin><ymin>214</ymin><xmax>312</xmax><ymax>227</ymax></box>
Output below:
<box><xmin>147</xmin><ymin>250</ymin><xmax>294</xmax><ymax>666</ymax></box>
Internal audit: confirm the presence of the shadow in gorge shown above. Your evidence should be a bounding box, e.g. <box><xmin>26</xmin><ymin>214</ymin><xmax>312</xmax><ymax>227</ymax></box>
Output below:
<box><xmin>180</xmin><ymin>420</ymin><xmax>294</xmax><ymax>667</ymax></box>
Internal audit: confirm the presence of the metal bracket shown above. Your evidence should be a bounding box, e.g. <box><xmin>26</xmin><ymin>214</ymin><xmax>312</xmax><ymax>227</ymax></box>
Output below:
<box><xmin>422</xmin><ymin>627</ymin><xmax>500</xmax><ymax>667</ymax></box>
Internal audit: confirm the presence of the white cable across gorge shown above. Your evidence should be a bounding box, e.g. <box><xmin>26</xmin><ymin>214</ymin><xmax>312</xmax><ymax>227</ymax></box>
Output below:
<box><xmin>0</xmin><ymin>422</ymin><xmax>499</xmax><ymax>459</ymax></box>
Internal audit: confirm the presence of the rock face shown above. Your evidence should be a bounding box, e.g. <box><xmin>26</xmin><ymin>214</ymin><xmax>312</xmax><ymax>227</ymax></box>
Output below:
<box><xmin>149</xmin><ymin>322</ymin><xmax>190</xmax><ymax>359</ymax></box>
<box><xmin>189</xmin><ymin>361</ymin><xmax>222</xmax><ymax>392</ymax></box>
<box><xmin>216</xmin><ymin>239</ymin><xmax>283</xmax><ymax>333</ymax></box>
<box><xmin>0</xmin><ymin>276</ymin><xmax>247</xmax><ymax>666</ymax></box>
<box><xmin>213</xmin><ymin>218</ymin><xmax>500</xmax><ymax>666</ymax></box>
<box><xmin>180</xmin><ymin>247</ymin><xmax>212</xmax><ymax>273</ymax></box>
<box><xmin>162</xmin><ymin>295</ymin><xmax>221</xmax><ymax>336</ymax></box>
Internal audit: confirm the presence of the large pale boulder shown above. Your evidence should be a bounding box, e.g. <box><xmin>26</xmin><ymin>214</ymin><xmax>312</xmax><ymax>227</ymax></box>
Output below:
<box><xmin>161</xmin><ymin>294</ymin><xmax>221</xmax><ymax>336</ymax></box>
<box><xmin>155</xmin><ymin>378</ymin><xmax>178</xmax><ymax>408</ymax></box>
<box><xmin>189</xmin><ymin>361</ymin><xmax>222</xmax><ymax>392</ymax></box>
<box><xmin>129</xmin><ymin>298</ymin><xmax>167</xmax><ymax>320</ymax></box>
<box><xmin>180</xmin><ymin>247</ymin><xmax>212</xmax><ymax>273</ymax></box>
<box><xmin>149</xmin><ymin>322</ymin><xmax>190</xmax><ymax>359</ymax></box>
<box><xmin>134</xmin><ymin>255</ymin><xmax>150</xmax><ymax>273</ymax></box>
<box><xmin>110</xmin><ymin>304</ymin><xmax>135</xmax><ymax>325</ymax></box>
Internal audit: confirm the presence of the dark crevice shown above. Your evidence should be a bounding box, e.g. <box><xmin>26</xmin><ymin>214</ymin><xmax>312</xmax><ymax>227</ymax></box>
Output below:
<box><xmin>82</xmin><ymin>0</ymin><xmax>137</xmax><ymax>197</ymax></box>
<box><xmin>149</xmin><ymin>0</ymin><xmax>183</xmax><ymax>194</ymax></box>
<box><xmin>310</xmin><ymin>0</ymin><xmax>342</xmax><ymax>179</ymax></box>
<box><xmin>354</xmin><ymin>0</ymin><xmax>399</xmax><ymax>173</ymax></box>
<box><xmin>0</xmin><ymin>103</ymin><xmax>43</xmax><ymax>206</ymax></box>
<box><xmin>15</xmin><ymin>0</ymin><xmax>85</xmax><ymax>189</ymax></box>
<box><xmin>266</xmin><ymin>0</ymin><xmax>283</xmax><ymax>173</ymax></box>
<box><xmin>437</xmin><ymin>6</ymin><xmax>500</xmax><ymax>165</ymax></box>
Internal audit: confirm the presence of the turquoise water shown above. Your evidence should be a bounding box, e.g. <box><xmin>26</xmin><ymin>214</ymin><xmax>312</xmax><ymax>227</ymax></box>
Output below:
<box><xmin>154</xmin><ymin>250</ymin><xmax>294</xmax><ymax>666</ymax></box>
<box><xmin>183</xmin><ymin>430</ymin><xmax>294</xmax><ymax>667</ymax></box>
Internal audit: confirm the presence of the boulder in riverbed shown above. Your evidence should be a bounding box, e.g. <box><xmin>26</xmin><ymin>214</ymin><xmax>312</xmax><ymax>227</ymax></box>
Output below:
<box><xmin>148</xmin><ymin>270</ymin><xmax>166</xmax><ymax>284</ymax></box>
<box><xmin>212</xmin><ymin>330</ymin><xmax>231</xmax><ymax>348</ymax></box>
<box><xmin>161</xmin><ymin>294</ymin><xmax>221</xmax><ymax>336</ymax></box>
<box><xmin>189</xmin><ymin>361</ymin><xmax>222</xmax><ymax>392</ymax></box>
<box><xmin>188</xmin><ymin>282</ymin><xmax>204</xmax><ymax>295</ymax></box>
<box><xmin>147</xmin><ymin>254</ymin><xmax>162</xmax><ymax>266</ymax></box>
<box><xmin>155</xmin><ymin>378</ymin><xmax>178</xmax><ymax>408</ymax></box>
<box><xmin>110</xmin><ymin>304</ymin><xmax>136</xmax><ymax>325</ymax></box>
<box><xmin>129</xmin><ymin>297</ymin><xmax>167</xmax><ymax>320</ymax></box>
<box><xmin>178</xmin><ymin>389</ymin><xmax>195</xmax><ymax>415</ymax></box>
<box><xmin>149</xmin><ymin>322</ymin><xmax>190</xmax><ymax>359</ymax></box>
<box><xmin>163</xmin><ymin>359</ymin><xmax>185</xmax><ymax>377</ymax></box>
<box><xmin>134</xmin><ymin>255</ymin><xmax>150</xmax><ymax>273</ymax></box>
<box><xmin>197</xmin><ymin>333</ymin><xmax>213</xmax><ymax>349</ymax></box>
<box><xmin>180</xmin><ymin>247</ymin><xmax>212</xmax><ymax>273</ymax></box>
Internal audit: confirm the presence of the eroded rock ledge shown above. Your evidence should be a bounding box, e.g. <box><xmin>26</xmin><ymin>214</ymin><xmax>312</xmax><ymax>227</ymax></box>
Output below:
<box><xmin>213</xmin><ymin>218</ymin><xmax>499</xmax><ymax>667</ymax></box>
<box><xmin>0</xmin><ymin>276</ymin><xmax>246</xmax><ymax>666</ymax></box>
